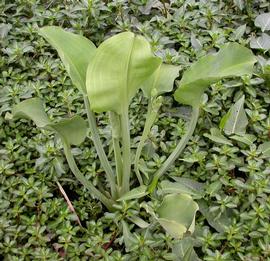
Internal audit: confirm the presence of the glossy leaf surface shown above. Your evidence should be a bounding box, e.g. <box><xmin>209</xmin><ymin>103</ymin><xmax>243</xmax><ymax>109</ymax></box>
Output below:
<box><xmin>157</xmin><ymin>194</ymin><xmax>199</xmax><ymax>239</ymax></box>
<box><xmin>39</xmin><ymin>26</ymin><xmax>96</xmax><ymax>93</ymax></box>
<box><xmin>87</xmin><ymin>32</ymin><xmax>161</xmax><ymax>114</ymax></box>
<box><xmin>174</xmin><ymin>43</ymin><xmax>256</xmax><ymax>107</ymax></box>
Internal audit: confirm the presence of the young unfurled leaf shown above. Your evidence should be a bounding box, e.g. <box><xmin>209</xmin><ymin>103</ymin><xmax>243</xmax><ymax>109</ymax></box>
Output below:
<box><xmin>87</xmin><ymin>32</ymin><xmax>161</xmax><ymax>114</ymax></box>
<box><xmin>13</xmin><ymin>98</ymin><xmax>87</xmax><ymax>145</ymax></box>
<box><xmin>221</xmin><ymin>96</ymin><xmax>248</xmax><ymax>135</ymax></box>
<box><xmin>117</xmin><ymin>185</ymin><xmax>148</xmax><ymax>201</ymax></box>
<box><xmin>39</xmin><ymin>26</ymin><xmax>96</xmax><ymax>93</ymax></box>
<box><xmin>157</xmin><ymin>194</ymin><xmax>199</xmax><ymax>239</ymax></box>
<box><xmin>174</xmin><ymin>43</ymin><xmax>256</xmax><ymax>107</ymax></box>
<box><xmin>141</xmin><ymin>63</ymin><xmax>180</xmax><ymax>98</ymax></box>
<box><xmin>159</xmin><ymin>178</ymin><xmax>205</xmax><ymax>199</ymax></box>
<box><xmin>204</xmin><ymin>128</ymin><xmax>233</xmax><ymax>146</ymax></box>
<box><xmin>254</xmin><ymin>12</ymin><xmax>270</xmax><ymax>32</ymax></box>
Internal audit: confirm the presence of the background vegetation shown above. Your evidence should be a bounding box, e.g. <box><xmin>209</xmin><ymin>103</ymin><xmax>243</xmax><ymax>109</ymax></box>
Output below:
<box><xmin>1</xmin><ymin>0</ymin><xmax>270</xmax><ymax>260</ymax></box>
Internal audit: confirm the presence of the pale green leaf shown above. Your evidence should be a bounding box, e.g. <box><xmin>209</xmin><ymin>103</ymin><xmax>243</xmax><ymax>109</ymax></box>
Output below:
<box><xmin>255</xmin><ymin>12</ymin><xmax>270</xmax><ymax>32</ymax></box>
<box><xmin>222</xmin><ymin>96</ymin><xmax>248</xmax><ymax>135</ymax></box>
<box><xmin>204</xmin><ymin>128</ymin><xmax>233</xmax><ymax>146</ymax></box>
<box><xmin>39</xmin><ymin>26</ymin><xmax>96</xmax><ymax>93</ymax></box>
<box><xmin>13</xmin><ymin>98</ymin><xmax>87</xmax><ymax>145</ymax></box>
<box><xmin>158</xmin><ymin>218</ymin><xmax>187</xmax><ymax>239</ymax></box>
<box><xmin>141</xmin><ymin>63</ymin><xmax>180</xmax><ymax>98</ymax></box>
<box><xmin>87</xmin><ymin>32</ymin><xmax>161</xmax><ymax>114</ymax></box>
<box><xmin>174</xmin><ymin>43</ymin><xmax>256</xmax><ymax>107</ymax></box>
<box><xmin>49</xmin><ymin>116</ymin><xmax>87</xmax><ymax>146</ymax></box>
<box><xmin>12</xmin><ymin>98</ymin><xmax>50</xmax><ymax>128</ymax></box>
<box><xmin>157</xmin><ymin>194</ymin><xmax>199</xmax><ymax>239</ymax></box>
<box><xmin>159</xmin><ymin>178</ymin><xmax>205</xmax><ymax>198</ymax></box>
<box><xmin>117</xmin><ymin>185</ymin><xmax>148</xmax><ymax>201</ymax></box>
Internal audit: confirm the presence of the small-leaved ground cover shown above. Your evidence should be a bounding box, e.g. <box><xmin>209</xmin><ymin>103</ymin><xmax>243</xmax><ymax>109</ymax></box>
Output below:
<box><xmin>1</xmin><ymin>1</ymin><xmax>270</xmax><ymax>260</ymax></box>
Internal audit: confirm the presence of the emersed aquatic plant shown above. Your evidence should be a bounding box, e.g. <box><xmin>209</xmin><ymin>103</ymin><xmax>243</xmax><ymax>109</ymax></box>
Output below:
<box><xmin>12</xmin><ymin>26</ymin><xmax>256</xmax><ymax>257</ymax></box>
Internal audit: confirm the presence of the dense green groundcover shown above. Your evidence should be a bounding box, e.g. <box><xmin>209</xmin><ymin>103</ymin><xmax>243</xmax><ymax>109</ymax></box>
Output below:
<box><xmin>1</xmin><ymin>0</ymin><xmax>270</xmax><ymax>260</ymax></box>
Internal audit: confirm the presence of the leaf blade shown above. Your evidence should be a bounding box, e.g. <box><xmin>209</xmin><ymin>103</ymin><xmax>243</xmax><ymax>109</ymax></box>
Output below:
<box><xmin>174</xmin><ymin>43</ymin><xmax>256</xmax><ymax>107</ymax></box>
<box><xmin>87</xmin><ymin>32</ymin><xmax>161</xmax><ymax>114</ymax></box>
<box><xmin>12</xmin><ymin>98</ymin><xmax>50</xmax><ymax>128</ymax></box>
<box><xmin>39</xmin><ymin>26</ymin><xmax>96</xmax><ymax>93</ymax></box>
<box><xmin>141</xmin><ymin>63</ymin><xmax>180</xmax><ymax>98</ymax></box>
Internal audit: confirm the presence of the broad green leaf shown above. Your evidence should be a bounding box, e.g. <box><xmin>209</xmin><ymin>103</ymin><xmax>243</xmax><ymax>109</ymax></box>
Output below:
<box><xmin>250</xmin><ymin>33</ymin><xmax>270</xmax><ymax>50</ymax></box>
<box><xmin>254</xmin><ymin>13</ymin><xmax>270</xmax><ymax>32</ymax></box>
<box><xmin>157</xmin><ymin>194</ymin><xmax>199</xmax><ymax>239</ymax></box>
<box><xmin>12</xmin><ymin>98</ymin><xmax>50</xmax><ymax>128</ymax></box>
<box><xmin>222</xmin><ymin>96</ymin><xmax>248</xmax><ymax>135</ymax></box>
<box><xmin>141</xmin><ymin>63</ymin><xmax>180</xmax><ymax>98</ymax></box>
<box><xmin>13</xmin><ymin>98</ymin><xmax>87</xmax><ymax>145</ymax></box>
<box><xmin>159</xmin><ymin>178</ymin><xmax>205</xmax><ymax>198</ymax></box>
<box><xmin>39</xmin><ymin>26</ymin><xmax>96</xmax><ymax>93</ymax></box>
<box><xmin>49</xmin><ymin>116</ymin><xmax>87</xmax><ymax>146</ymax></box>
<box><xmin>258</xmin><ymin>142</ymin><xmax>270</xmax><ymax>158</ymax></box>
<box><xmin>204</xmin><ymin>128</ymin><xmax>232</xmax><ymax>146</ymax></box>
<box><xmin>87</xmin><ymin>32</ymin><xmax>161</xmax><ymax>114</ymax></box>
<box><xmin>117</xmin><ymin>185</ymin><xmax>148</xmax><ymax>201</ymax></box>
<box><xmin>174</xmin><ymin>43</ymin><xmax>256</xmax><ymax>107</ymax></box>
